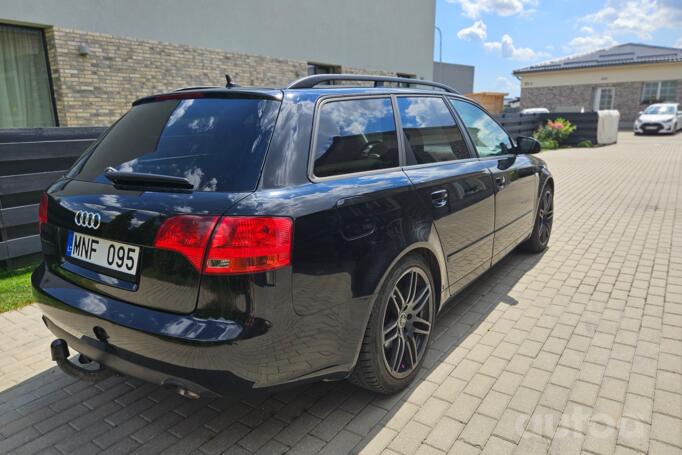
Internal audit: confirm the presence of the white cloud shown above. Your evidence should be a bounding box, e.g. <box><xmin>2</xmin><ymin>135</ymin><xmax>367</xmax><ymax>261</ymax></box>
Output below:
<box><xmin>484</xmin><ymin>34</ymin><xmax>549</xmax><ymax>60</ymax></box>
<box><xmin>457</xmin><ymin>20</ymin><xmax>487</xmax><ymax>41</ymax></box>
<box><xmin>675</xmin><ymin>38</ymin><xmax>682</xmax><ymax>48</ymax></box>
<box><xmin>565</xmin><ymin>34</ymin><xmax>619</xmax><ymax>54</ymax></box>
<box><xmin>579</xmin><ymin>26</ymin><xmax>594</xmax><ymax>34</ymax></box>
<box><xmin>446</xmin><ymin>0</ymin><xmax>537</xmax><ymax>18</ymax></box>
<box><xmin>496</xmin><ymin>76</ymin><xmax>519</xmax><ymax>94</ymax></box>
<box><xmin>582</xmin><ymin>0</ymin><xmax>682</xmax><ymax>39</ymax></box>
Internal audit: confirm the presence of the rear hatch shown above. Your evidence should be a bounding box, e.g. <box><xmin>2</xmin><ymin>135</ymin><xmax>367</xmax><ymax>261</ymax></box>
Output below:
<box><xmin>41</xmin><ymin>93</ymin><xmax>281</xmax><ymax>314</ymax></box>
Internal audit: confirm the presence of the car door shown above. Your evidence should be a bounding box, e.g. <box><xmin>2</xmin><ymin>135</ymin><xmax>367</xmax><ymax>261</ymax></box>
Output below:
<box><xmin>450</xmin><ymin>99</ymin><xmax>538</xmax><ymax>264</ymax></box>
<box><xmin>290</xmin><ymin>95</ymin><xmax>427</xmax><ymax>316</ymax></box>
<box><xmin>398</xmin><ymin>96</ymin><xmax>495</xmax><ymax>293</ymax></box>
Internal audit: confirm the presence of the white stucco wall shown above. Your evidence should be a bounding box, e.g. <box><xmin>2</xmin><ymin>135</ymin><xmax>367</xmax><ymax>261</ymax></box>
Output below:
<box><xmin>0</xmin><ymin>0</ymin><xmax>435</xmax><ymax>79</ymax></box>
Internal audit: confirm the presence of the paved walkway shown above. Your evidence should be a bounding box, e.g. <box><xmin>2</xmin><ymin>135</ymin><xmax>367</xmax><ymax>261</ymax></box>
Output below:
<box><xmin>1</xmin><ymin>133</ymin><xmax>681</xmax><ymax>454</ymax></box>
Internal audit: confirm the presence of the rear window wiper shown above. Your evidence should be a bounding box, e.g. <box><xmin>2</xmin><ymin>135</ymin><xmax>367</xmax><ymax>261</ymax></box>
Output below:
<box><xmin>104</xmin><ymin>169</ymin><xmax>194</xmax><ymax>190</ymax></box>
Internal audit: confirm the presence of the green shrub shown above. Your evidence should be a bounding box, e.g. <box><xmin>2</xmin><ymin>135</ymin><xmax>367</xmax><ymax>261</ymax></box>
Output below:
<box><xmin>576</xmin><ymin>139</ymin><xmax>593</xmax><ymax>148</ymax></box>
<box><xmin>534</xmin><ymin>117</ymin><xmax>577</xmax><ymax>145</ymax></box>
<box><xmin>539</xmin><ymin>139</ymin><xmax>558</xmax><ymax>150</ymax></box>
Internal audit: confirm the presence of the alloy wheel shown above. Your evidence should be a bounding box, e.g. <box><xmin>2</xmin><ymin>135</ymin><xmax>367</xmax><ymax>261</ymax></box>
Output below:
<box><xmin>537</xmin><ymin>189</ymin><xmax>553</xmax><ymax>246</ymax></box>
<box><xmin>381</xmin><ymin>267</ymin><xmax>432</xmax><ymax>378</ymax></box>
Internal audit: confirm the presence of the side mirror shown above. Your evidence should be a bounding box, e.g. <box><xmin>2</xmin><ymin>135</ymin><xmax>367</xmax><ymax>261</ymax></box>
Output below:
<box><xmin>638</xmin><ymin>111</ymin><xmax>643</xmax><ymax>116</ymax></box>
<box><xmin>516</xmin><ymin>136</ymin><xmax>542</xmax><ymax>154</ymax></box>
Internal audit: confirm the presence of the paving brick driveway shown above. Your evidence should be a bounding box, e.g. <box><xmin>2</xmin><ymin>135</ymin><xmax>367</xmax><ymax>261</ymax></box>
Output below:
<box><xmin>1</xmin><ymin>133</ymin><xmax>681</xmax><ymax>455</ymax></box>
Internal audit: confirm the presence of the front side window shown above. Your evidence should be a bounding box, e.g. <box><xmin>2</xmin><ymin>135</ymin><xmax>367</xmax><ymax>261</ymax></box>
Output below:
<box><xmin>0</xmin><ymin>24</ymin><xmax>56</xmax><ymax>128</ymax></box>
<box><xmin>450</xmin><ymin>100</ymin><xmax>513</xmax><ymax>157</ymax></box>
<box><xmin>397</xmin><ymin>97</ymin><xmax>470</xmax><ymax>164</ymax></box>
<box><xmin>313</xmin><ymin>97</ymin><xmax>399</xmax><ymax>178</ymax></box>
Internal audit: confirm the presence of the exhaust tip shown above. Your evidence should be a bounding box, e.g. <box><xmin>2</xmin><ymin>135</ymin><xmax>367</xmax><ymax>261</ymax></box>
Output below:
<box><xmin>163</xmin><ymin>380</ymin><xmax>201</xmax><ymax>399</ymax></box>
<box><xmin>177</xmin><ymin>387</ymin><xmax>201</xmax><ymax>400</ymax></box>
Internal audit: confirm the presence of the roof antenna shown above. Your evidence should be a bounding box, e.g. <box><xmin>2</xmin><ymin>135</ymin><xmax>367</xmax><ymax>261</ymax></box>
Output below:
<box><xmin>225</xmin><ymin>74</ymin><xmax>236</xmax><ymax>88</ymax></box>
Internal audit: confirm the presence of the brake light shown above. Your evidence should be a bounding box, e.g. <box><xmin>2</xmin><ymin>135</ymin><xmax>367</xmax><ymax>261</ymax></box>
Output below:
<box><xmin>205</xmin><ymin>217</ymin><xmax>293</xmax><ymax>274</ymax></box>
<box><xmin>154</xmin><ymin>215</ymin><xmax>219</xmax><ymax>271</ymax></box>
<box><xmin>154</xmin><ymin>215</ymin><xmax>292</xmax><ymax>274</ymax></box>
<box><xmin>38</xmin><ymin>192</ymin><xmax>48</xmax><ymax>232</ymax></box>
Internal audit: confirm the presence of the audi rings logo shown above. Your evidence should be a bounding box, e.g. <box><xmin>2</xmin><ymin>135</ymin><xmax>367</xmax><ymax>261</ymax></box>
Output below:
<box><xmin>74</xmin><ymin>211</ymin><xmax>101</xmax><ymax>229</ymax></box>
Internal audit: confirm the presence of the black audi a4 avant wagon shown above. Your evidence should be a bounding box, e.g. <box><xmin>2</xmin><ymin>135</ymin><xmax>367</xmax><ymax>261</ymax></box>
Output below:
<box><xmin>33</xmin><ymin>75</ymin><xmax>553</xmax><ymax>396</ymax></box>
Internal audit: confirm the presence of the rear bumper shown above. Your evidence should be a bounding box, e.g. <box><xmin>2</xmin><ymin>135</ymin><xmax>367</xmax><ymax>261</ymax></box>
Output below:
<box><xmin>42</xmin><ymin>316</ymin><xmax>243</xmax><ymax>396</ymax></box>
<box><xmin>32</xmin><ymin>262</ymin><xmax>355</xmax><ymax>395</ymax></box>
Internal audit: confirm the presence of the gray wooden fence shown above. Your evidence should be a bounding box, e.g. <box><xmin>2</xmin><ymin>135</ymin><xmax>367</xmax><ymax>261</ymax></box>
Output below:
<box><xmin>0</xmin><ymin>112</ymin><xmax>601</xmax><ymax>268</ymax></box>
<box><xmin>0</xmin><ymin>127</ymin><xmax>106</xmax><ymax>267</ymax></box>
<box><xmin>494</xmin><ymin>112</ymin><xmax>599</xmax><ymax>145</ymax></box>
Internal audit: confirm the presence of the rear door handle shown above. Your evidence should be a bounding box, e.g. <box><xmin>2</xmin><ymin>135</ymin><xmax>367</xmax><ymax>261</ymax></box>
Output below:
<box><xmin>495</xmin><ymin>176</ymin><xmax>506</xmax><ymax>190</ymax></box>
<box><xmin>431</xmin><ymin>189</ymin><xmax>448</xmax><ymax>208</ymax></box>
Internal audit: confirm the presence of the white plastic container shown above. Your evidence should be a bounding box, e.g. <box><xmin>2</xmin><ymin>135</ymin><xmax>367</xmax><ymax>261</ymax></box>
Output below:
<box><xmin>597</xmin><ymin>110</ymin><xmax>620</xmax><ymax>145</ymax></box>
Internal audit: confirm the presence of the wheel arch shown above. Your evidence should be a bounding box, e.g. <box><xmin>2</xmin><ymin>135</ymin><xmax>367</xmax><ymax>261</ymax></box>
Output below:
<box><xmin>370</xmin><ymin>237</ymin><xmax>449</xmax><ymax>315</ymax></box>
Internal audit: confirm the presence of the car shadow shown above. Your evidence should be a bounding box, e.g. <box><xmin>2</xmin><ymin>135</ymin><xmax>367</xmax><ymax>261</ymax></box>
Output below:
<box><xmin>0</xmin><ymin>249</ymin><xmax>546</xmax><ymax>454</ymax></box>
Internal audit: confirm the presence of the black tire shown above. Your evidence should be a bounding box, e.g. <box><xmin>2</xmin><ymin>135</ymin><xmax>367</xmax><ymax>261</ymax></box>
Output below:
<box><xmin>350</xmin><ymin>254</ymin><xmax>435</xmax><ymax>394</ymax></box>
<box><xmin>522</xmin><ymin>185</ymin><xmax>553</xmax><ymax>253</ymax></box>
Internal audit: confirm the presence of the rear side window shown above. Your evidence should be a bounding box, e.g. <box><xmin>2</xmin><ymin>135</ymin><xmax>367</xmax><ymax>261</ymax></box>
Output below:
<box><xmin>313</xmin><ymin>97</ymin><xmax>399</xmax><ymax>178</ymax></box>
<box><xmin>397</xmin><ymin>97</ymin><xmax>471</xmax><ymax>165</ymax></box>
<box><xmin>69</xmin><ymin>98</ymin><xmax>280</xmax><ymax>192</ymax></box>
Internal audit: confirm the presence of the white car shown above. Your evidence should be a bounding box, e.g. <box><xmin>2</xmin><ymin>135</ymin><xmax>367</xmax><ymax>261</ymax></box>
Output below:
<box><xmin>634</xmin><ymin>103</ymin><xmax>682</xmax><ymax>134</ymax></box>
<box><xmin>521</xmin><ymin>107</ymin><xmax>550</xmax><ymax>115</ymax></box>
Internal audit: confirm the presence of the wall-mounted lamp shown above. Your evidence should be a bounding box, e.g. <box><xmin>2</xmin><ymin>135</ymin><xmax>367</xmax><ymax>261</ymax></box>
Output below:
<box><xmin>78</xmin><ymin>43</ymin><xmax>91</xmax><ymax>56</ymax></box>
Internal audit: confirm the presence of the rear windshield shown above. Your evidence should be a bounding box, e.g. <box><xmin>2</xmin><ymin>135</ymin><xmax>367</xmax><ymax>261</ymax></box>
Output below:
<box><xmin>68</xmin><ymin>97</ymin><xmax>280</xmax><ymax>192</ymax></box>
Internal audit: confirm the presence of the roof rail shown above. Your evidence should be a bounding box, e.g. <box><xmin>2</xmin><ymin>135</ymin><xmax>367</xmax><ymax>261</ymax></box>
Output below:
<box><xmin>286</xmin><ymin>74</ymin><xmax>459</xmax><ymax>94</ymax></box>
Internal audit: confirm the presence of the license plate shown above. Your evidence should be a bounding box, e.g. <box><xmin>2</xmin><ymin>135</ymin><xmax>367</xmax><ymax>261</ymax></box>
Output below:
<box><xmin>645</xmin><ymin>126</ymin><xmax>658</xmax><ymax>130</ymax></box>
<box><xmin>66</xmin><ymin>231</ymin><xmax>140</xmax><ymax>277</ymax></box>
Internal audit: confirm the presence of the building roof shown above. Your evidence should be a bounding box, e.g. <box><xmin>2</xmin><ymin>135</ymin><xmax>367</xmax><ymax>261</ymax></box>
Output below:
<box><xmin>513</xmin><ymin>43</ymin><xmax>682</xmax><ymax>75</ymax></box>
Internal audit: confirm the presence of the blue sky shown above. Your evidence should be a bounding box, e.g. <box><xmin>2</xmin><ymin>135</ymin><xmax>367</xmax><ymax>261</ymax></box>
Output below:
<box><xmin>434</xmin><ymin>0</ymin><xmax>682</xmax><ymax>97</ymax></box>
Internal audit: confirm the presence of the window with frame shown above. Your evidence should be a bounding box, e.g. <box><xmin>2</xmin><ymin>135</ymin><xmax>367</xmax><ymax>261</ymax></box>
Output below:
<box><xmin>313</xmin><ymin>97</ymin><xmax>399</xmax><ymax>178</ymax></box>
<box><xmin>450</xmin><ymin>100</ymin><xmax>513</xmax><ymax>157</ymax></box>
<box><xmin>397</xmin><ymin>96</ymin><xmax>470</xmax><ymax>164</ymax></box>
<box><xmin>0</xmin><ymin>24</ymin><xmax>56</xmax><ymax>128</ymax></box>
<box><xmin>396</xmin><ymin>73</ymin><xmax>416</xmax><ymax>88</ymax></box>
<box><xmin>660</xmin><ymin>81</ymin><xmax>677</xmax><ymax>101</ymax></box>
<box><xmin>596</xmin><ymin>87</ymin><xmax>615</xmax><ymax>110</ymax></box>
<box><xmin>642</xmin><ymin>81</ymin><xmax>677</xmax><ymax>102</ymax></box>
<box><xmin>307</xmin><ymin>62</ymin><xmax>340</xmax><ymax>86</ymax></box>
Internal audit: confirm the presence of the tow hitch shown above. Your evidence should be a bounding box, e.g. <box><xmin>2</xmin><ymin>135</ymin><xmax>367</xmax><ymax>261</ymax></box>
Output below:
<box><xmin>50</xmin><ymin>339</ymin><xmax>114</xmax><ymax>382</ymax></box>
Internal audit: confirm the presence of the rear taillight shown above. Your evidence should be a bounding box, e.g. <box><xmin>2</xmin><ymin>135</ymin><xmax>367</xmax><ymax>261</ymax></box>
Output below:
<box><xmin>205</xmin><ymin>217</ymin><xmax>293</xmax><ymax>274</ymax></box>
<box><xmin>154</xmin><ymin>215</ymin><xmax>292</xmax><ymax>275</ymax></box>
<box><xmin>154</xmin><ymin>215</ymin><xmax>219</xmax><ymax>271</ymax></box>
<box><xmin>38</xmin><ymin>192</ymin><xmax>48</xmax><ymax>232</ymax></box>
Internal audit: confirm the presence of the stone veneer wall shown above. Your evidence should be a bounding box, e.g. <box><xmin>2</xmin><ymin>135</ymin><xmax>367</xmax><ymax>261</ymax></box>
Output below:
<box><xmin>520</xmin><ymin>80</ymin><xmax>682</xmax><ymax>124</ymax></box>
<box><xmin>44</xmin><ymin>28</ymin><xmax>397</xmax><ymax>127</ymax></box>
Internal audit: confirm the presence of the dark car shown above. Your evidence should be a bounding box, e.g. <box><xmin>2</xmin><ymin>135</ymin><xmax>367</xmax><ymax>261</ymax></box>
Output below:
<box><xmin>33</xmin><ymin>74</ymin><xmax>553</xmax><ymax>397</ymax></box>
